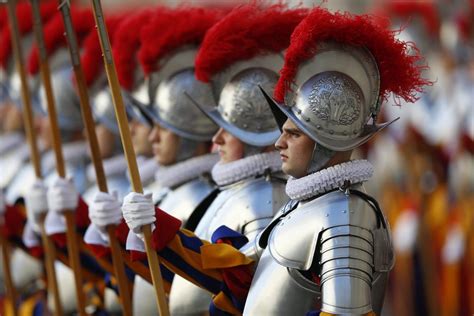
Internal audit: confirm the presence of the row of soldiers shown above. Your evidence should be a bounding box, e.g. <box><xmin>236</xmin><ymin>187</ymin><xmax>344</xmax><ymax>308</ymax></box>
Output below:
<box><xmin>365</xmin><ymin>2</ymin><xmax>474</xmax><ymax>316</ymax></box>
<box><xmin>0</xmin><ymin>1</ymin><xmax>455</xmax><ymax>315</ymax></box>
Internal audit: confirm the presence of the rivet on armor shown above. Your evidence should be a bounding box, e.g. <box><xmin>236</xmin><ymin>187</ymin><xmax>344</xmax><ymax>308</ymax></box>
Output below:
<box><xmin>297</xmin><ymin>108</ymin><xmax>302</xmax><ymax>114</ymax></box>
<box><xmin>305</xmin><ymin>117</ymin><xmax>310</xmax><ymax>122</ymax></box>
<box><xmin>343</xmin><ymin>210</ymin><xmax>347</xmax><ymax>213</ymax></box>
<box><xmin>343</xmin><ymin>131</ymin><xmax>347</xmax><ymax>136</ymax></box>
<box><xmin>325</xmin><ymin>213</ymin><xmax>329</xmax><ymax>217</ymax></box>
<box><xmin>353</xmin><ymin>130</ymin><xmax>358</xmax><ymax>134</ymax></box>
<box><xmin>267</xmin><ymin>201</ymin><xmax>271</xmax><ymax>204</ymax></box>
<box><xmin>316</xmin><ymin>125</ymin><xmax>321</xmax><ymax>130</ymax></box>
<box><xmin>329</xmin><ymin>130</ymin><xmax>334</xmax><ymax>135</ymax></box>
<box><xmin>243</xmin><ymin>124</ymin><xmax>248</xmax><ymax>128</ymax></box>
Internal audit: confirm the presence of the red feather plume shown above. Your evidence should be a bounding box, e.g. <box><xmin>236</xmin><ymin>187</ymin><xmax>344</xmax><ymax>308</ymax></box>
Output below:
<box><xmin>195</xmin><ymin>4</ymin><xmax>307</xmax><ymax>83</ymax></box>
<box><xmin>386</xmin><ymin>1</ymin><xmax>440</xmax><ymax>37</ymax></box>
<box><xmin>27</xmin><ymin>7</ymin><xmax>95</xmax><ymax>75</ymax></box>
<box><xmin>0</xmin><ymin>0</ymin><xmax>57</xmax><ymax>69</ymax></box>
<box><xmin>0</xmin><ymin>7</ymin><xmax>7</xmax><ymax>30</ymax></box>
<box><xmin>274</xmin><ymin>7</ymin><xmax>432</xmax><ymax>104</ymax></box>
<box><xmin>112</xmin><ymin>8</ymin><xmax>156</xmax><ymax>91</ymax></box>
<box><xmin>80</xmin><ymin>14</ymin><xmax>124</xmax><ymax>87</ymax></box>
<box><xmin>138</xmin><ymin>7</ymin><xmax>225</xmax><ymax>76</ymax></box>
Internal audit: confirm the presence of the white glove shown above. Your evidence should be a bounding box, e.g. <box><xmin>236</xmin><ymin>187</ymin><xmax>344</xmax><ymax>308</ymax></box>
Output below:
<box><xmin>47</xmin><ymin>177</ymin><xmax>79</xmax><ymax>213</ymax></box>
<box><xmin>122</xmin><ymin>192</ymin><xmax>155</xmax><ymax>240</ymax></box>
<box><xmin>89</xmin><ymin>191</ymin><xmax>122</xmax><ymax>233</ymax></box>
<box><xmin>25</xmin><ymin>179</ymin><xmax>49</xmax><ymax>232</ymax></box>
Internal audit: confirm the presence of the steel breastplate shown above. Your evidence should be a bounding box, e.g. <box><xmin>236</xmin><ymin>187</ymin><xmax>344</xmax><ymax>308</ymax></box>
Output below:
<box><xmin>134</xmin><ymin>177</ymin><xmax>215</xmax><ymax>316</ymax></box>
<box><xmin>0</xmin><ymin>143</ymin><xmax>30</xmax><ymax>190</ymax></box>
<box><xmin>244</xmin><ymin>189</ymin><xmax>394</xmax><ymax>315</ymax></box>
<box><xmin>169</xmin><ymin>176</ymin><xmax>288</xmax><ymax>315</ymax></box>
<box><xmin>82</xmin><ymin>175</ymin><xmax>131</xmax><ymax>205</ymax></box>
<box><xmin>158</xmin><ymin>177</ymin><xmax>215</xmax><ymax>226</ymax></box>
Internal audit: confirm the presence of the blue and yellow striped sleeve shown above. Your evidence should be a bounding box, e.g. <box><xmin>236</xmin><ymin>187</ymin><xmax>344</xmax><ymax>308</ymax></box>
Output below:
<box><xmin>151</xmin><ymin>208</ymin><xmax>255</xmax><ymax>314</ymax></box>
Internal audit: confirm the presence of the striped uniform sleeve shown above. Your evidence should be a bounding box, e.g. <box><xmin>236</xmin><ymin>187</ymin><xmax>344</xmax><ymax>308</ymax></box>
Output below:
<box><xmin>151</xmin><ymin>208</ymin><xmax>255</xmax><ymax>314</ymax></box>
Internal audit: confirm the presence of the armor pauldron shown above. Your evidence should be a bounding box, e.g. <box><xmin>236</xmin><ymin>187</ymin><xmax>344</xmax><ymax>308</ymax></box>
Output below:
<box><xmin>239</xmin><ymin>231</ymin><xmax>265</xmax><ymax>263</ymax></box>
<box><xmin>268</xmin><ymin>190</ymin><xmax>377</xmax><ymax>270</ymax></box>
<box><xmin>267</xmin><ymin>189</ymin><xmax>393</xmax><ymax>314</ymax></box>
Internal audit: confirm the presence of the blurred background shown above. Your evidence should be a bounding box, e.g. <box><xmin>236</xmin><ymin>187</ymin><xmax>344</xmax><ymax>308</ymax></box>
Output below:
<box><xmin>2</xmin><ymin>0</ymin><xmax>473</xmax><ymax>315</ymax></box>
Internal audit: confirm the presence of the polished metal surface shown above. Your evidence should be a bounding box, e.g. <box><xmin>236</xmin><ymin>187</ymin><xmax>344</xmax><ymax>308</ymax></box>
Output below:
<box><xmin>38</xmin><ymin>67</ymin><xmax>83</xmax><ymax>131</ymax></box>
<box><xmin>91</xmin><ymin>89</ymin><xmax>120</xmax><ymax>135</ymax></box>
<box><xmin>264</xmin><ymin>42</ymin><xmax>396</xmax><ymax>152</ymax></box>
<box><xmin>153</xmin><ymin>68</ymin><xmax>218</xmax><ymax>141</ymax></box>
<box><xmin>158</xmin><ymin>177</ymin><xmax>215</xmax><ymax>226</ymax></box>
<box><xmin>134</xmin><ymin>176</ymin><xmax>215</xmax><ymax>315</ymax></box>
<box><xmin>244</xmin><ymin>187</ymin><xmax>394</xmax><ymax>315</ymax></box>
<box><xmin>169</xmin><ymin>175</ymin><xmax>287</xmax><ymax>315</ymax></box>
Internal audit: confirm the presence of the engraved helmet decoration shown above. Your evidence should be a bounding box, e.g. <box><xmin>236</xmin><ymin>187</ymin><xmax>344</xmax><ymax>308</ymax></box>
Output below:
<box><xmin>265</xmin><ymin>7</ymin><xmax>431</xmax><ymax>152</ymax></box>
<box><xmin>191</xmin><ymin>5</ymin><xmax>308</xmax><ymax>147</ymax></box>
<box><xmin>136</xmin><ymin>8</ymin><xmax>223</xmax><ymax>142</ymax></box>
<box><xmin>194</xmin><ymin>54</ymin><xmax>284</xmax><ymax>147</ymax></box>
<box><xmin>263</xmin><ymin>42</ymin><xmax>384</xmax><ymax>151</ymax></box>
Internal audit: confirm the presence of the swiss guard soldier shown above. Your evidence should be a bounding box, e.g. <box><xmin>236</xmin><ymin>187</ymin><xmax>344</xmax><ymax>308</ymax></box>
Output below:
<box><xmin>121</xmin><ymin>4</ymin><xmax>305</xmax><ymax>315</ymax></box>
<box><xmin>21</xmin><ymin>8</ymin><xmax>110</xmax><ymax>314</ymax></box>
<box><xmin>86</xmin><ymin>6</ymin><xmax>223</xmax><ymax>315</ymax></box>
<box><xmin>122</xmin><ymin>6</ymin><xmax>431</xmax><ymax>315</ymax></box>
<box><xmin>0</xmin><ymin>2</ymin><xmax>57</xmax><ymax>312</ymax></box>
<box><xmin>112</xmin><ymin>7</ymin><xmax>159</xmax><ymax>189</ymax></box>
<box><xmin>164</xmin><ymin>5</ymin><xmax>306</xmax><ymax>316</ymax></box>
<box><xmin>78</xmin><ymin>14</ymin><xmax>131</xmax><ymax>204</ymax></box>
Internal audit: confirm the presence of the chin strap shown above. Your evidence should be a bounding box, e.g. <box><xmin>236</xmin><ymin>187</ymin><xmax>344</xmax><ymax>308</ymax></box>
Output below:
<box><xmin>307</xmin><ymin>143</ymin><xmax>335</xmax><ymax>174</ymax></box>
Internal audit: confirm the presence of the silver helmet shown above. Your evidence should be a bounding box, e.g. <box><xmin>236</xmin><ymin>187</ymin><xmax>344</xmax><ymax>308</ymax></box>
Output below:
<box><xmin>192</xmin><ymin>54</ymin><xmax>283</xmax><ymax>148</ymax></box>
<box><xmin>147</xmin><ymin>48</ymin><xmax>218</xmax><ymax>141</ymax></box>
<box><xmin>263</xmin><ymin>42</ymin><xmax>395</xmax><ymax>152</ymax></box>
<box><xmin>34</xmin><ymin>47</ymin><xmax>83</xmax><ymax>132</ymax></box>
<box><xmin>123</xmin><ymin>72</ymin><xmax>155</xmax><ymax>127</ymax></box>
<box><xmin>91</xmin><ymin>89</ymin><xmax>120</xmax><ymax>135</ymax></box>
<box><xmin>37</xmin><ymin>66</ymin><xmax>83</xmax><ymax>132</ymax></box>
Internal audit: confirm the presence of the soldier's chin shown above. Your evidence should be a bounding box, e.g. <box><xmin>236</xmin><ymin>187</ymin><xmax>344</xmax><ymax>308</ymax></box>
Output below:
<box><xmin>282</xmin><ymin>163</ymin><xmax>305</xmax><ymax>179</ymax></box>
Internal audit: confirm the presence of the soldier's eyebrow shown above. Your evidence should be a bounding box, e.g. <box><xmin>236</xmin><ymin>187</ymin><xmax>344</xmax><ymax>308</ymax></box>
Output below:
<box><xmin>283</xmin><ymin>127</ymin><xmax>301</xmax><ymax>135</ymax></box>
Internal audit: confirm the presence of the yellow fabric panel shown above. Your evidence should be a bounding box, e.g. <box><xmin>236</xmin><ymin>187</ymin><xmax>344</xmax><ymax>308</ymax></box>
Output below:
<box><xmin>212</xmin><ymin>292</ymin><xmax>242</xmax><ymax>315</ymax></box>
<box><xmin>160</xmin><ymin>236</ymin><xmax>222</xmax><ymax>281</ymax></box>
<box><xmin>201</xmin><ymin>243</ymin><xmax>253</xmax><ymax>269</ymax></box>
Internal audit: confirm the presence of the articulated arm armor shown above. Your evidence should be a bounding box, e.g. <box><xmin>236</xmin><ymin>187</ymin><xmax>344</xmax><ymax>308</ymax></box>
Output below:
<box><xmin>245</xmin><ymin>189</ymin><xmax>394</xmax><ymax>315</ymax></box>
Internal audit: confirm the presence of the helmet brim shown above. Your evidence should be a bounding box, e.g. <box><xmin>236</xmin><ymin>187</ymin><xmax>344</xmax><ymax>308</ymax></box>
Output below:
<box><xmin>186</xmin><ymin>92</ymin><xmax>280</xmax><ymax>147</ymax></box>
<box><xmin>260</xmin><ymin>86</ymin><xmax>398</xmax><ymax>151</ymax></box>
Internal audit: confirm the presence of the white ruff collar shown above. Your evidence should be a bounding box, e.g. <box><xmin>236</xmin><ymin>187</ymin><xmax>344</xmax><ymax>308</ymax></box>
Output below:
<box><xmin>87</xmin><ymin>155</ymin><xmax>127</xmax><ymax>182</ymax></box>
<box><xmin>154</xmin><ymin>153</ymin><xmax>219</xmax><ymax>189</ymax></box>
<box><xmin>0</xmin><ymin>132</ymin><xmax>23</xmax><ymax>153</ymax></box>
<box><xmin>211</xmin><ymin>151</ymin><xmax>282</xmax><ymax>187</ymax></box>
<box><xmin>42</xmin><ymin>141</ymin><xmax>88</xmax><ymax>175</ymax></box>
<box><xmin>286</xmin><ymin>160</ymin><xmax>374</xmax><ymax>201</ymax></box>
<box><xmin>135</xmin><ymin>156</ymin><xmax>159</xmax><ymax>185</ymax></box>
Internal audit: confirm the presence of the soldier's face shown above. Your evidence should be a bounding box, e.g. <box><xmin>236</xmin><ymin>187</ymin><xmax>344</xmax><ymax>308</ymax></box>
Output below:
<box><xmin>3</xmin><ymin>104</ymin><xmax>23</xmax><ymax>133</ymax></box>
<box><xmin>95</xmin><ymin>124</ymin><xmax>117</xmax><ymax>159</ymax></box>
<box><xmin>130</xmin><ymin>119</ymin><xmax>152</xmax><ymax>157</ymax></box>
<box><xmin>212</xmin><ymin>127</ymin><xmax>245</xmax><ymax>163</ymax></box>
<box><xmin>148</xmin><ymin>125</ymin><xmax>179</xmax><ymax>166</ymax></box>
<box><xmin>36</xmin><ymin>116</ymin><xmax>53</xmax><ymax>150</ymax></box>
<box><xmin>275</xmin><ymin>119</ymin><xmax>315</xmax><ymax>178</ymax></box>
